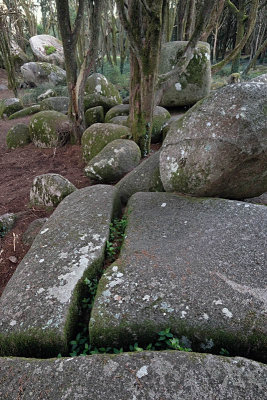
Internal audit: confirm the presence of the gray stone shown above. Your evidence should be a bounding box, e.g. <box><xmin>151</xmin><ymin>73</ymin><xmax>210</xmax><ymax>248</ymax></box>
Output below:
<box><xmin>109</xmin><ymin>115</ymin><xmax>129</xmax><ymax>126</ymax></box>
<box><xmin>29</xmin><ymin>111</ymin><xmax>71</xmax><ymax>148</ymax></box>
<box><xmin>90</xmin><ymin>193</ymin><xmax>267</xmax><ymax>362</ymax></box>
<box><xmin>82</xmin><ymin>123</ymin><xmax>131</xmax><ymax>162</ymax></box>
<box><xmin>85</xmin><ymin>106</ymin><xmax>104</xmax><ymax>128</ymax></box>
<box><xmin>22</xmin><ymin>218</ymin><xmax>48</xmax><ymax>247</ymax></box>
<box><xmin>6</xmin><ymin>123</ymin><xmax>30</xmax><ymax>149</ymax></box>
<box><xmin>162</xmin><ymin>113</ymin><xmax>186</xmax><ymax>140</ymax></box>
<box><xmin>21</xmin><ymin>62</ymin><xmax>66</xmax><ymax>87</ymax></box>
<box><xmin>30</xmin><ymin>173</ymin><xmax>77</xmax><ymax>207</ymax></box>
<box><xmin>37</xmin><ymin>88</ymin><xmax>56</xmax><ymax>101</ymax></box>
<box><xmin>29</xmin><ymin>35</ymin><xmax>64</xmax><ymax>67</ymax></box>
<box><xmin>40</xmin><ymin>96</ymin><xmax>69</xmax><ymax>114</ymax></box>
<box><xmin>151</xmin><ymin>106</ymin><xmax>171</xmax><ymax>143</ymax></box>
<box><xmin>85</xmin><ymin>139</ymin><xmax>141</xmax><ymax>183</ymax></box>
<box><xmin>84</xmin><ymin>73</ymin><xmax>122</xmax><ymax>108</ymax></box>
<box><xmin>0</xmin><ymin>352</ymin><xmax>266</xmax><ymax>400</ymax></box>
<box><xmin>244</xmin><ymin>192</ymin><xmax>267</xmax><ymax>205</ymax></box>
<box><xmin>8</xmin><ymin>105</ymin><xmax>41</xmax><ymax>120</ymax></box>
<box><xmin>0</xmin><ymin>185</ymin><xmax>121</xmax><ymax>358</ymax></box>
<box><xmin>0</xmin><ymin>98</ymin><xmax>23</xmax><ymax>118</ymax></box>
<box><xmin>116</xmin><ymin>151</ymin><xmax>164</xmax><ymax>204</ymax></box>
<box><xmin>10</xmin><ymin>40</ymin><xmax>29</xmax><ymax>70</ymax></box>
<box><xmin>105</xmin><ymin>104</ymin><xmax>130</xmax><ymax>122</ymax></box>
<box><xmin>159</xmin><ymin>41</ymin><xmax>211</xmax><ymax>107</ymax></box>
<box><xmin>0</xmin><ymin>213</ymin><xmax>16</xmax><ymax>237</ymax></box>
<box><xmin>160</xmin><ymin>80</ymin><xmax>267</xmax><ymax>198</ymax></box>
<box><xmin>249</xmin><ymin>73</ymin><xmax>267</xmax><ymax>83</ymax></box>
<box><xmin>0</xmin><ymin>84</ymin><xmax>8</xmax><ymax>90</ymax></box>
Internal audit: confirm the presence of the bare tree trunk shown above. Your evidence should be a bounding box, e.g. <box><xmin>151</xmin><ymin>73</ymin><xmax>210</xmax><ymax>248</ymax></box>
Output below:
<box><xmin>0</xmin><ymin>10</ymin><xmax>17</xmax><ymax>96</ymax></box>
<box><xmin>243</xmin><ymin>36</ymin><xmax>267</xmax><ymax>74</ymax></box>
<box><xmin>185</xmin><ymin>0</ymin><xmax>196</xmax><ymax>40</ymax></box>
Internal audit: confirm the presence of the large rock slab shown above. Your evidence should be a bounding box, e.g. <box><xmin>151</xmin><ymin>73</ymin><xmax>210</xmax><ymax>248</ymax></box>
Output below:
<box><xmin>90</xmin><ymin>193</ymin><xmax>267</xmax><ymax>362</ymax></box>
<box><xmin>6</xmin><ymin>123</ymin><xmax>31</xmax><ymax>149</ymax></box>
<box><xmin>160</xmin><ymin>80</ymin><xmax>267</xmax><ymax>198</ymax></box>
<box><xmin>0</xmin><ymin>186</ymin><xmax>120</xmax><ymax>358</ymax></box>
<box><xmin>115</xmin><ymin>151</ymin><xmax>164</xmax><ymax>204</ymax></box>
<box><xmin>21</xmin><ymin>62</ymin><xmax>66</xmax><ymax>87</ymax></box>
<box><xmin>0</xmin><ymin>98</ymin><xmax>23</xmax><ymax>118</ymax></box>
<box><xmin>0</xmin><ymin>352</ymin><xmax>266</xmax><ymax>400</ymax></box>
<box><xmin>40</xmin><ymin>96</ymin><xmax>69</xmax><ymax>114</ymax></box>
<box><xmin>159</xmin><ymin>41</ymin><xmax>211</xmax><ymax>107</ymax></box>
<box><xmin>29</xmin><ymin>35</ymin><xmax>64</xmax><ymax>67</ymax></box>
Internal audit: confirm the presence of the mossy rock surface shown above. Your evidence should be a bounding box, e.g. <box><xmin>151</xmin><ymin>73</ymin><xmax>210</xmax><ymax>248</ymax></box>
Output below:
<box><xmin>82</xmin><ymin>123</ymin><xmax>131</xmax><ymax>162</ymax></box>
<box><xmin>21</xmin><ymin>62</ymin><xmax>66</xmax><ymax>87</ymax></box>
<box><xmin>40</xmin><ymin>97</ymin><xmax>69</xmax><ymax>114</ymax></box>
<box><xmin>0</xmin><ymin>213</ymin><xmax>16</xmax><ymax>237</ymax></box>
<box><xmin>84</xmin><ymin>139</ymin><xmax>141</xmax><ymax>183</ymax></box>
<box><xmin>30</xmin><ymin>173</ymin><xmax>77</xmax><ymax>207</ymax></box>
<box><xmin>109</xmin><ymin>115</ymin><xmax>129</xmax><ymax>126</ymax></box>
<box><xmin>105</xmin><ymin>104</ymin><xmax>130</xmax><ymax>122</ymax></box>
<box><xmin>90</xmin><ymin>193</ymin><xmax>267</xmax><ymax>362</ymax></box>
<box><xmin>6</xmin><ymin>123</ymin><xmax>31</xmax><ymax>149</ymax></box>
<box><xmin>84</xmin><ymin>73</ymin><xmax>122</xmax><ymax>108</ymax></box>
<box><xmin>0</xmin><ymin>186</ymin><xmax>120</xmax><ymax>358</ymax></box>
<box><xmin>85</xmin><ymin>106</ymin><xmax>104</xmax><ymax>128</ymax></box>
<box><xmin>160</xmin><ymin>80</ymin><xmax>267</xmax><ymax>198</ymax></box>
<box><xmin>0</xmin><ymin>352</ymin><xmax>266</xmax><ymax>398</ymax></box>
<box><xmin>29</xmin><ymin>34</ymin><xmax>64</xmax><ymax>67</ymax></box>
<box><xmin>151</xmin><ymin>106</ymin><xmax>171</xmax><ymax>143</ymax></box>
<box><xmin>0</xmin><ymin>98</ymin><xmax>23</xmax><ymax>118</ymax></box>
<box><xmin>29</xmin><ymin>110</ymin><xmax>71</xmax><ymax>148</ymax></box>
<box><xmin>8</xmin><ymin>105</ymin><xmax>41</xmax><ymax>120</ymax></box>
<box><xmin>159</xmin><ymin>41</ymin><xmax>211</xmax><ymax>107</ymax></box>
<box><xmin>116</xmin><ymin>151</ymin><xmax>164</xmax><ymax>204</ymax></box>
<box><xmin>84</xmin><ymin>93</ymin><xmax>120</xmax><ymax>112</ymax></box>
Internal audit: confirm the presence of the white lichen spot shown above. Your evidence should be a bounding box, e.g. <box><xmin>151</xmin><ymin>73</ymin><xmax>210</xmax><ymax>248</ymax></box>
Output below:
<box><xmin>93</xmin><ymin>234</ymin><xmax>101</xmax><ymax>241</ymax></box>
<box><xmin>112</xmin><ymin>266</ymin><xmax>118</xmax><ymax>273</ymax></box>
<box><xmin>40</xmin><ymin>228</ymin><xmax>49</xmax><ymax>234</ymax></box>
<box><xmin>206</xmin><ymin>122</ymin><xmax>211</xmax><ymax>127</ymax></box>
<box><xmin>136</xmin><ymin>366</ymin><xmax>148</xmax><ymax>379</ymax></box>
<box><xmin>161</xmin><ymin>203</ymin><xmax>167</xmax><ymax>208</ymax></box>
<box><xmin>203</xmin><ymin>313</ymin><xmax>209</xmax><ymax>320</ymax></box>
<box><xmin>181</xmin><ymin>311</ymin><xmax>187</xmax><ymax>318</ymax></box>
<box><xmin>39</xmin><ymin>259</ymin><xmax>44</xmax><ymax>263</ymax></box>
<box><xmin>213</xmin><ymin>299</ymin><xmax>223</xmax><ymax>305</ymax></box>
<box><xmin>59</xmin><ymin>252</ymin><xmax>68</xmax><ymax>259</ymax></box>
<box><xmin>143</xmin><ymin>295</ymin><xmax>150</xmax><ymax>301</ymax></box>
<box><xmin>117</xmin><ymin>272</ymin><xmax>123</xmax><ymax>278</ymax></box>
<box><xmin>37</xmin><ymin>288</ymin><xmax>45</xmax><ymax>294</ymax></box>
<box><xmin>175</xmin><ymin>82</ymin><xmax>182</xmax><ymax>91</ymax></box>
<box><xmin>95</xmin><ymin>84</ymin><xmax>102</xmax><ymax>93</ymax></box>
<box><xmin>10</xmin><ymin>320</ymin><xmax>17</xmax><ymax>326</ymax></box>
<box><xmin>222</xmin><ymin>307</ymin><xmax>233</xmax><ymax>318</ymax></box>
<box><xmin>236</xmin><ymin>114</ymin><xmax>240</xmax><ymax>119</ymax></box>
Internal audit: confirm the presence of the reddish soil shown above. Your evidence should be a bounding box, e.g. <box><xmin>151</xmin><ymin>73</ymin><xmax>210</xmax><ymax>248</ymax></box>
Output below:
<box><xmin>0</xmin><ymin>68</ymin><xmax>161</xmax><ymax>297</ymax></box>
<box><xmin>0</xmin><ymin>70</ymin><xmax>91</xmax><ymax>296</ymax></box>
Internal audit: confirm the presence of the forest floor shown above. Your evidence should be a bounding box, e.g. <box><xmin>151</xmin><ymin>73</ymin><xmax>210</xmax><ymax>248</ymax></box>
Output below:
<box><xmin>0</xmin><ymin>69</ymin><xmax>92</xmax><ymax>295</ymax></box>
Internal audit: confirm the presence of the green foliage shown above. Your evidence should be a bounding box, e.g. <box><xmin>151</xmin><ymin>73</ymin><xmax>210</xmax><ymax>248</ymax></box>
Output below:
<box><xmin>44</xmin><ymin>45</ymin><xmax>57</xmax><ymax>55</ymax></box>
<box><xmin>220</xmin><ymin>348</ymin><xmax>230</xmax><ymax>356</ymax></box>
<box><xmin>98</xmin><ymin>60</ymin><xmax>130</xmax><ymax>98</ymax></box>
<box><xmin>105</xmin><ymin>215</ymin><xmax>128</xmax><ymax>262</ymax></box>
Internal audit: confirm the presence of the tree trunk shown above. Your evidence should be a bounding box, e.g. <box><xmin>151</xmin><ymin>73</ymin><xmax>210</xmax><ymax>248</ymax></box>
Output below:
<box><xmin>243</xmin><ymin>36</ymin><xmax>267</xmax><ymax>74</ymax></box>
<box><xmin>231</xmin><ymin>0</ymin><xmax>246</xmax><ymax>73</ymax></box>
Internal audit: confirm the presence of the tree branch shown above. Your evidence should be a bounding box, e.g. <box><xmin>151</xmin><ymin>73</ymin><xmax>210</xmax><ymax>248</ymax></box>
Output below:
<box><xmin>73</xmin><ymin>0</ymin><xmax>85</xmax><ymax>44</ymax></box>
<box><xmin>226</xmin><ymin>0</ymin><xmax>239</xmax><ymax>15</ymax></box>
<box><xmin>115</xmin><ymin>0</ymin><xmax>142</xmax><ymax>54</ymax></box>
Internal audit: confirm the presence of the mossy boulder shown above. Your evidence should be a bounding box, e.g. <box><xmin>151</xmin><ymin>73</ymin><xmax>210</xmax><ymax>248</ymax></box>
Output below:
<box><xmin>22</xmin><ymin>217</ymin><xmax>48</xmax><ymax>246</ymax></box>
<box><xmin>29</xmin><ymin>35</ymin><xmax>64</xmax><ymax>67</ymax></box>
<box><xmin>116</xmin><ymin>151</ymin><xmax>164</xmax><ymax>204</ymax></box>
<box><xmin>8</xmin><ymin>105</ymin><xmax>41</xmax><ymax>120</ymax></box>
<box><xmin>105</xmin><ymin>104</ymin><xmax>130</xmax><ymax>122</ymax></box>
<box><xmin>6</xmin><ymin>123</ymin><xmax>31</xmax><ymax>149</ymax></box>
<box><xmin>160</xmin><ymin>80</ymin><xmax>267</xmax><ymax>198</ymax></box>
<box><xmin>40</xmin><ymin>96</ymin><xmax>69</xmax><ymax>114</ymax></box>
<box><xmin>109</xmin><ymin>116</ymin><xmax>129</xmax><ymax>126</ymax></box>
<box><xmin>81</xmin><ymin>123</ymin><xmax>131</xmax><ymax>162</ymax></box>
<box><xmin>85</xmin><ymin>106</ymin><xmax>104</xmax><ymax>128</ymax></box>
<box><xmin>159</xmin><ymin>41</ymin><xmax>211</xmax><ymax>107</ymax></box>
<box><xmin>84</xmin><ymin>73</ymin><xmax>122</xmax><ymax>111</ymax></box>
<box><xmin>151</xmin><ymin>106</ymin><xmax>171</xmax><ymax>143</ymax></box>
<box><xmin>0</xmin><ymin>98</ymin><xmax>23</xmax><ymax>118</ymax></box>
<box><xmin>0</xmin><ymin>213</ymin><xmax>16</xmax><ymax>237</ymax></box>
<box><xmin>21</xmin><ymin>62</ymin><xmax>66</xmax><ymax>87</ymax></box>
<box><xmin>29</xmin><ymin>111</ymin><xmax>71</xmax><ymax>148</ymax></box>
<box><xmin>84</xmin><ymin>139</ymin><xmax>141</xmax><ymax>183</ymax></box>
<box><xmin>30</xmin><ymin>173</ymin><xmax>76</xmax><ymax>206</ymax></box>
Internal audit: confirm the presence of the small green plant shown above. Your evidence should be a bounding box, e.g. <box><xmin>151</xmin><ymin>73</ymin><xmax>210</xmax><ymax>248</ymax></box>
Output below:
<box><xmin>44</xmin><ymin>45</ymin><xmax>56</xmax><ymax>55</ymax></box>
<box><xmin>220</xmin><ymin>348</ymin><xmax>230</xmax><ymax>356</ymax></box>
<box><xmin>81</xmin><ymin>278</ymin><xmax>98</xmax><ymax>310</ymax></box>
<box><xmin>105</xmin><ymin>215</ymin><xmax>128</xmax><ymax>262</ymax></box>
